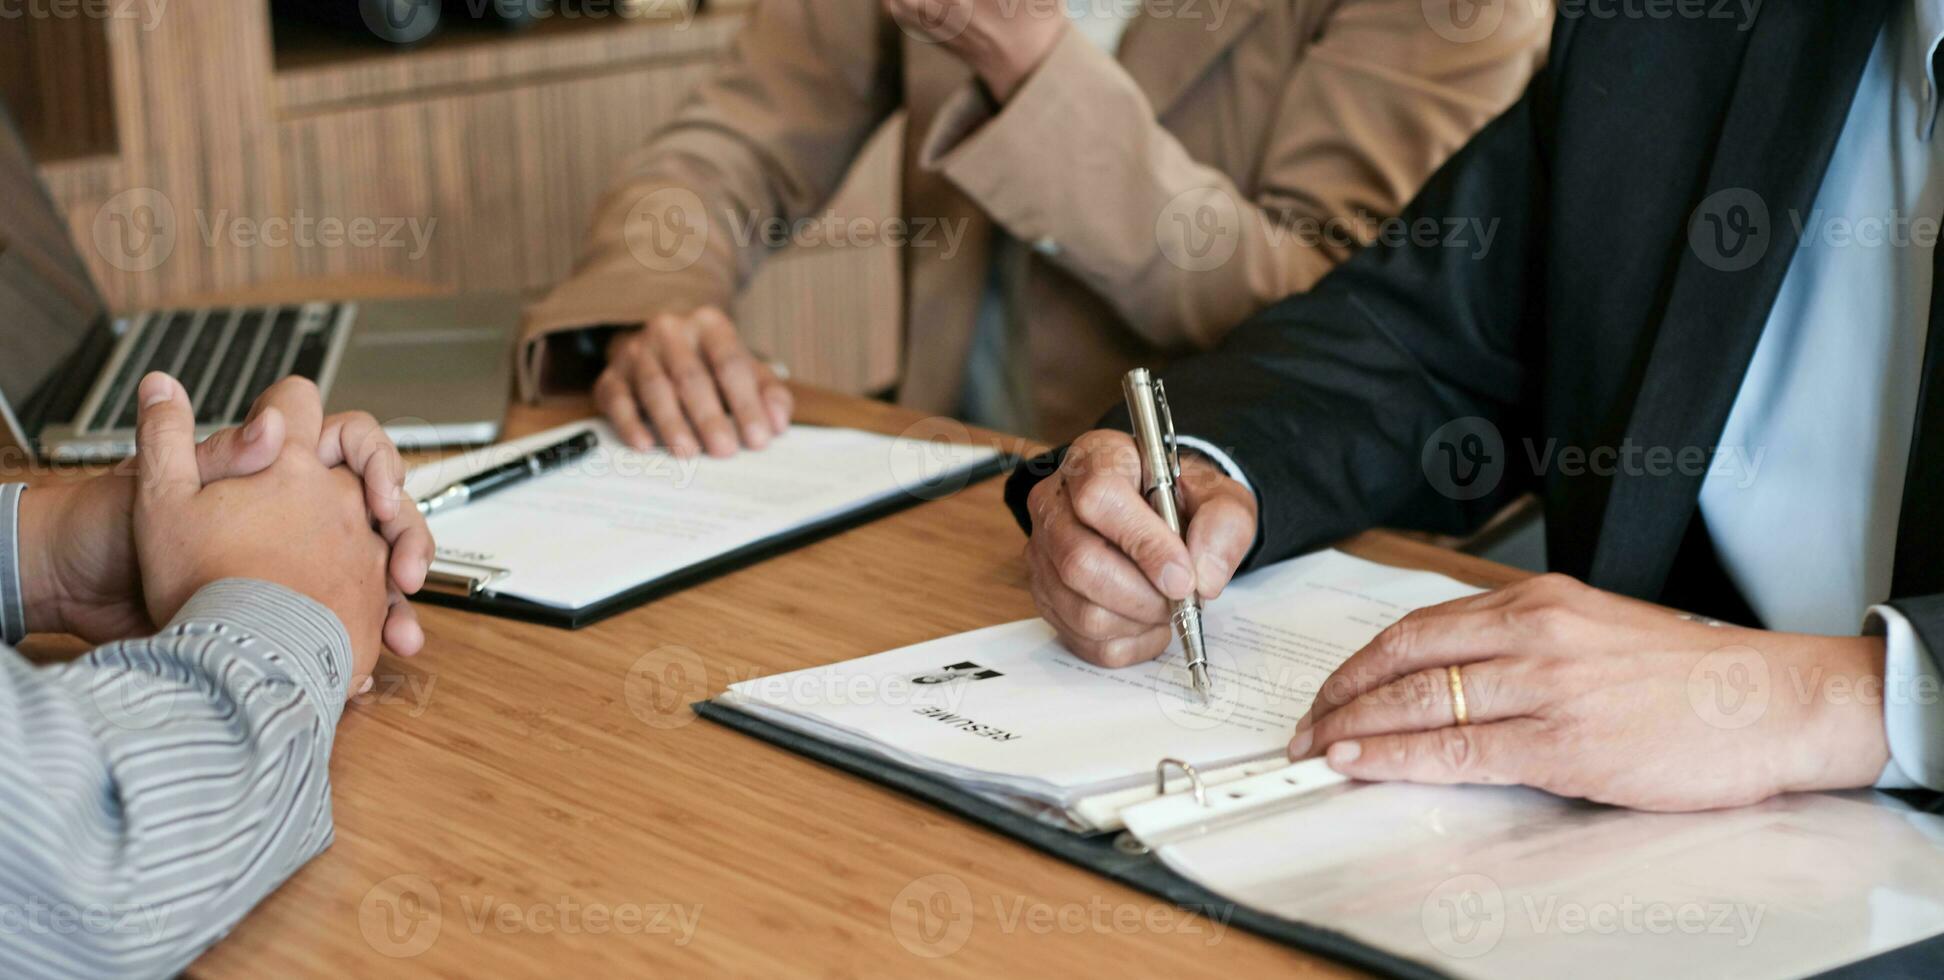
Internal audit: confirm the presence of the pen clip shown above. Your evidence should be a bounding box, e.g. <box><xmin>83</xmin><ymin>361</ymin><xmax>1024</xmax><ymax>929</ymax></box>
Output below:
<box><xmin>1154</xmin><ymin>379</ymin><xmax>1181</xmax><ymax>481</ymax></box>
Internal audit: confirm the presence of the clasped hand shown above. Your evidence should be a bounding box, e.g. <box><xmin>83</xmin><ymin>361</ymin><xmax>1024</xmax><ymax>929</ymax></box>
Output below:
<box><xmin>1025</xmin><ymin>428</ymin><xmax>1896</xmax><ymax>811</ymax></box>
<box><xmin>21</xmin><ymin>373</ymin><xmax>432</xmax><ymax>697</ymax></box>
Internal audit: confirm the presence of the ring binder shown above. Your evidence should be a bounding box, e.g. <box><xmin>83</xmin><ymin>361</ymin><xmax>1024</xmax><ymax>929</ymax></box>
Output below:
<box><xmin>1124</xmin><ymin>759</ymin><xmax>1352</xmax><ymax>847</ymax></box>
<box><xmin>1155</xmin><ymin>758</ymin><xmax>1210</xmax><ymax>806</ymax></box>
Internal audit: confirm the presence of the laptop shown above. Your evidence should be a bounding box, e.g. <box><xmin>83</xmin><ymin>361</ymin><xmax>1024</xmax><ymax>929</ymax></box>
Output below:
<box><xmin>0</xmin><ymin>102</ymin><xmax>515</xmax><ymax>463</ymax></box>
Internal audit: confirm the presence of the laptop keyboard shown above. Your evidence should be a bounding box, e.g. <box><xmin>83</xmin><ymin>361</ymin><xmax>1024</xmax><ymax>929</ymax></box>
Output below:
<box><xmin>88</xmin><ymin>304</ymin><xmax>343</xmax><ymax>433</ymax></box>
<box><xmin>196</xmin><ymin>311</ymin><xmax>262</xmax><ymax>425</ymax></box>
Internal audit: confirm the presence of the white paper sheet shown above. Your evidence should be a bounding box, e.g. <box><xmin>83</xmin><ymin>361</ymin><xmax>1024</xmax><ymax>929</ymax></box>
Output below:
<box><xmin>723</xmin><ymin>550</ymin><xmax>1483</xmax><ymax>812</ymax></box>
<box><xmin>408</xmin><ymin>420</ymin><xmax>1001</xmax><ymax>609</ymax></box>
<box><xmin>1126</xmin><ymin>778</ymin><xmax>1944</xmax><ymax>980</ymax></box>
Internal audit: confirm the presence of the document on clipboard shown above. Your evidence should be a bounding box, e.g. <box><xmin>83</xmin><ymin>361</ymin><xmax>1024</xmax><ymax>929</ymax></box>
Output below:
<box><xmin>716</xmin><ymin>550</ymin><xmax>1484</xmax><ymax>828</ymax></box>
<box><xmin>708</xmin><ymin>550</ymin><xmax>1944</xmax><ymax>979</ymax></box>
<box><xmin>405</xmin><ymin>419</ymin><xmax>1008</xmax><ymax>627</ymax></box>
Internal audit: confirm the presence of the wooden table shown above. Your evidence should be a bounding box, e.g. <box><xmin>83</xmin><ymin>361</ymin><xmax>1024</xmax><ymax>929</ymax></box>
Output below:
<box><xmin>24</xmin><ymin>385</ymin><xmax>1530</xmax><ymax>977</ymax></box>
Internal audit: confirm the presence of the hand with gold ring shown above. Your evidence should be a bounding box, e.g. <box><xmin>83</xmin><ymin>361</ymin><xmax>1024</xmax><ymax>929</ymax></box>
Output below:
<box><xmin>1283</xmin><ymin>573</ymin><xmax>1895</xmax><ymax>812</ymax></box>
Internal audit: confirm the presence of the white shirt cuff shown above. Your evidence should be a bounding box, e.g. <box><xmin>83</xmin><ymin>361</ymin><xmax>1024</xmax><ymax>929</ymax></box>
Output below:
<box><xmin>1175</xmin><ymin>436</ymin><xmax>1253</xmax><ymax>494</ymax></box>
<box><xmin>1868</xmin><ymin>604</ymin><xmax>1944</xmax><ymax>790</ymax></box>
<box><xmin>1</xmin><ymin>484</ymin><xmax>23</xmax><ymax>646</ymax></box>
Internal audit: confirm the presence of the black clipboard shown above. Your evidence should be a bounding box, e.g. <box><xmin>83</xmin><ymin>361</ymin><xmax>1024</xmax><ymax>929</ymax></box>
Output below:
<box><xmin>416</xmin><ymin>452</ymin><xmax>1015</xmax><ymax>629</ymax></box>
<box><xmin>695</xmin><ymin>698</ymin><xmax>1944</xmax><ymax>979</ymax></box>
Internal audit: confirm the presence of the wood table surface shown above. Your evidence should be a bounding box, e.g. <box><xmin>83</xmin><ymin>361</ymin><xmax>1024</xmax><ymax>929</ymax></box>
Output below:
<box><xmin>20</xmin><ymin>378</ymin><xmax>1532</xmax><ymax>977</ymax></box>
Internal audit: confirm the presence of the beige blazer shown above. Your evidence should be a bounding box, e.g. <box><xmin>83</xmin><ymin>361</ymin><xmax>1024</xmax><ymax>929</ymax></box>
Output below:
<box><xmin>519</xmin><ymin>0</ymin><xmax>1550</xmax><ymax>439</ymax></box>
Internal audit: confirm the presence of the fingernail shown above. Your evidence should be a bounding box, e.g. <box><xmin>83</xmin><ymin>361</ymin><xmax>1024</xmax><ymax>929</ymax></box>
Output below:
<box><xmin>1288</xmin><ymin>728</ymin><xmax>1313</xmax><ymax>759</ymax></box>
<box><xmin>1160</xmin><ymin>563</ymin><xmax>1194</xmax><ymax>599</ymax></box>
<box><xmin>1327</xmin><ymin>740</ymin><xmax>1362</xmax><ymax>767</ymax></box>
<box><xmin>243</xmin><ymin>416</ymin><xmax>267</xmax><ymax>443</ymax></box>
<box><xmin>1294</xmin><ymin>711</ymin><xmax>1313</xmax><ymax>733</ymax></box>
<box><xmin>139</xmin><ymin>374</ymin><xmax>173</xmax><ymax>407</ymax></box>
<box><xmin>744</xmin><ymin>423</ymin><xmax>770</xmax><ymax>445</ymax></box>
<box><xmin>357</xmin><ymin>676</ymin><xmax>375</xmax><ymax>694</ymax></box>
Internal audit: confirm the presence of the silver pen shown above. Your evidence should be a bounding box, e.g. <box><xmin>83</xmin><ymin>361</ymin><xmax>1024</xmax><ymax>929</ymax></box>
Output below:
<box><xmin>1122</xmin><ymin>368</ymin><xmax>1212</xmax><ymax>702</ymax></box>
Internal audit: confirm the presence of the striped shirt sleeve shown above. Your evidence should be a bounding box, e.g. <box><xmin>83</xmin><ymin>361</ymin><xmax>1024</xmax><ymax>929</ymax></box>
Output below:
<box><xmin>0</xmin><ymin>578</ymin><xmax>353</xmax><ymax>979</ymax></box>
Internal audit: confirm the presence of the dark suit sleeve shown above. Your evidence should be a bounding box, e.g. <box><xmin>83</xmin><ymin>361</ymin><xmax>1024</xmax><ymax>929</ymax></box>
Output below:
<box><xmin>1006</xmin><ymin>65</ymin><xmax>1556</xmax><ymax>569</ymax></box>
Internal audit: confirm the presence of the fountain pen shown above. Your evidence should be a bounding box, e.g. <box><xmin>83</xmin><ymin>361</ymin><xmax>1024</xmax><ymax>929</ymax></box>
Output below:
<box><xmin>1121</xmin><ymin>368</ymin><xmax>1212</xmax><ymax>702</ymax></box>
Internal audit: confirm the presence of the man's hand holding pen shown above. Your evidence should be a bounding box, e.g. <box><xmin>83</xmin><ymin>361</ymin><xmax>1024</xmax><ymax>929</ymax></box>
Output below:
<box><xmin>1021</xmin><ymin>428</ymin><xmax>1258</xmax><ymax>668</ymax></box>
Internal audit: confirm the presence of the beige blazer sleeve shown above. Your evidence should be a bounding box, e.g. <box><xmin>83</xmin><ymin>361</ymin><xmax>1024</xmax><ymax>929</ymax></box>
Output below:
<box><xmin>917</xmin><ymin>0</ymin><xmax>1550</xmax><ymax>352</ymax></box>
<box><xmin>515</xmin><ymin>0</ymin><xmax>900</xmax><ymax>400</ymax></box>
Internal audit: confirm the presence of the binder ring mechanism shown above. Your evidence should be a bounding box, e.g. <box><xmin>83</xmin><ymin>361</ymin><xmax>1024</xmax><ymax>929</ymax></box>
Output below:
<box><xmin>1114</xmin><ymin>758</ymin><xmax>1212</xmax><ymax>855</ymax></box>
<box><xmin>1156</xmin><ymin>758</ymin><xmax>1210</xmax><ymax>807</ymax></box>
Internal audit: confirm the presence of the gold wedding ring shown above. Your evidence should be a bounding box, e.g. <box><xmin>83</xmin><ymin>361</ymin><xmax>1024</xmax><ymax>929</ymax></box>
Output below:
<box><xmin>1447</xmin><ymin>664</ymin><xmax>1471</xmax><ymax>726</ymax></box>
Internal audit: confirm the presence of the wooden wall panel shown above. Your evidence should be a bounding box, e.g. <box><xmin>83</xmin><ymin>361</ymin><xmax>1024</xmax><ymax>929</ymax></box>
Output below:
<box><xmin>26</xmin><ymin>1</ymin><xmax>902</xmax><ymax>396</ymax></box>
<box><xmin>0</xmin><ymin>13</ymin><xmax>117</xmax><ymax>161</ymax></box>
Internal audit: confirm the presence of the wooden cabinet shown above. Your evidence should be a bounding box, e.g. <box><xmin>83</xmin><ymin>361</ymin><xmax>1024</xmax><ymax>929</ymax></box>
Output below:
<box><xmin>1</xmin><ymin>2</ymin><xmax>901</xmax><ymax>394</ymax></box>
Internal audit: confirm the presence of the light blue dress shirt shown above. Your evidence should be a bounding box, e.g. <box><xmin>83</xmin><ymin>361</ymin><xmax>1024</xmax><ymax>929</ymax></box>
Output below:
<box><xmin>1195</xmin><ymin>1</ymin><xmax>1944</xmax><ymax>790</ymax></box>
<box><xmin>1698</xmin><ymin>0</ymin><xmax>1944</xmax><ymax>789</ymax></box>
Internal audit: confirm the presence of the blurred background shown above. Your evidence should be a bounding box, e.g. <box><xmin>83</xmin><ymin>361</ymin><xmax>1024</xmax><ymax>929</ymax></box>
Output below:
<box><xmin>0</xmin><ymin>0</ymin><xmax>904</xmax><ymax>396</ymax></box>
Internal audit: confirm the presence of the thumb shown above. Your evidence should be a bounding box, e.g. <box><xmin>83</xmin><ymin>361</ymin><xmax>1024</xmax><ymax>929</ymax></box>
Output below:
<box><xmin>1180</xmin><ymin>462</ymin><xmax>1257</xmax><ymax>601</ymax></box>
<box><xmin>135</xmin><ymin>373</ymin><xmax>202</xmax><ymax>504</ymax></box>
<box><xmin>195</xmin><ymin>407</ymin><xmax>286</xmax><ymax>484</ymax></box>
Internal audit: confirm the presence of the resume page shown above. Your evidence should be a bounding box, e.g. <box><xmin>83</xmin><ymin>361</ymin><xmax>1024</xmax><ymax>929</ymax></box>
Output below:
<box><xmin>726</xmin><ymin>550</ymin><xmax>1484</xmax><ymax>807</ymax></box>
